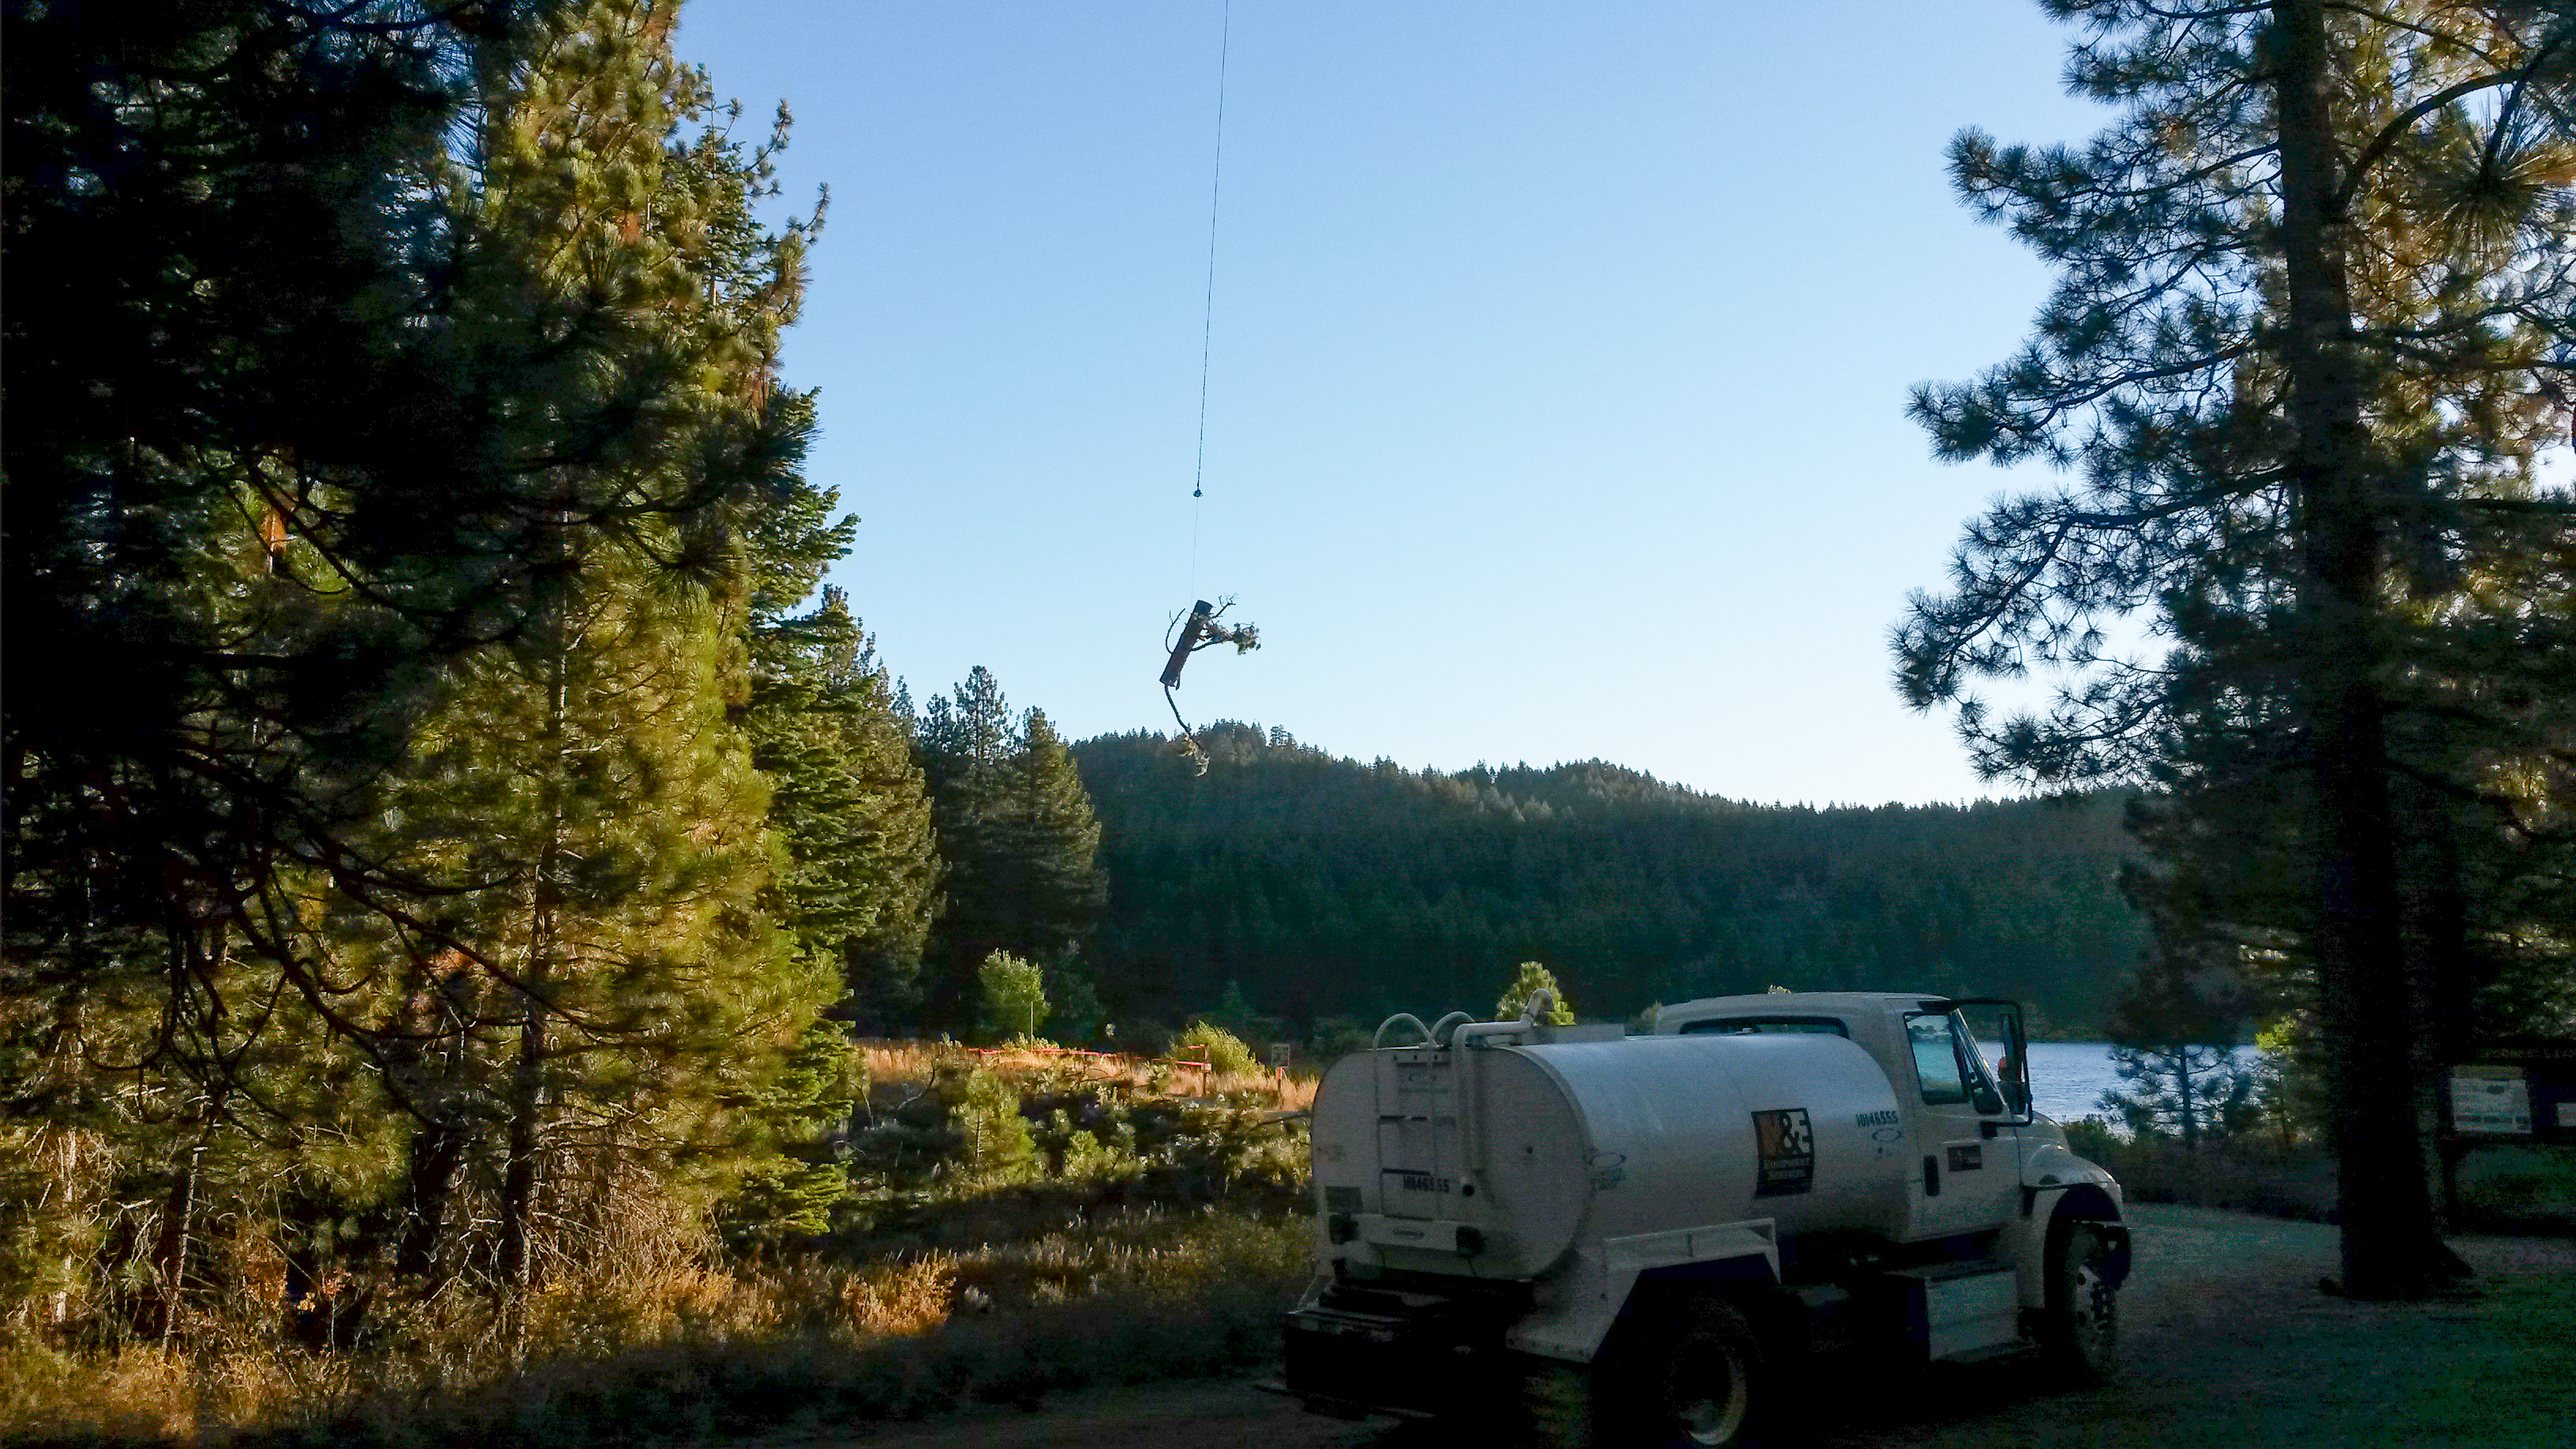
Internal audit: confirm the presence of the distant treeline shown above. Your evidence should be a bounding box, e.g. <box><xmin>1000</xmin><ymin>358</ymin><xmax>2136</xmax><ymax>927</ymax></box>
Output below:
<box><xmin>1072</xmin><ymin>724</ymin><xmax>2144</xmax><ymax>1037</ymax></box>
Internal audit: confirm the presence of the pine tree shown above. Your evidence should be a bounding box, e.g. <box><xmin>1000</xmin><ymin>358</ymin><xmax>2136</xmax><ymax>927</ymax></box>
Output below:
<box><xmin>748</xmin><ymin>586</ymin><xmax>942</xmax><ymax>1032</ymax></box>
<box><xmin>1043</xmin><ymin>958</ymin><xmax>1110</xmax><ymax>1045</ymax></box>
<box><xmin>369</xmin><ymin>0</ymin><xmax>842</xmax><ymax>1338</ymax></box>
<box><xmin>393</xmin><ymin>508</ymin><xmax>799</xmax><ymax>1342</ymax></box>
<box><xmin>918</xmin><ymin>668</ymin><xmax>1023</xmax><ymax>1026</ymax></box>
<box><xmin>1</xmin><ymin>0</ymin><xmax>571</xmax><ymax>1227</ymax></box>
<box><xmin>1209</xmin><ymin>979</ymin><xmax>1262</xmax><ymax>1042</ymax></box>
<box><xmin>2099</xmin><ymin>949</ymin><xmax>2256</xmax><ymax>1148</ymax></box>
<box><xmin>1496</xmin><ymin>963</ymin><xmax>1578</xmax><ymax>1024</ymax></box>
<box><xmin>1006</xmin><ymin>710</ymin><xmax>1110</xmax><ymax>968</ymax></box>
<box><xmin>1893</xmin><ymin>2</ymin><xmax>2574</xmax><ymax>1298</ymax></box>
<box><xmin>0</xmin><ymin>0</ymin><xmax>750</xmax><ymax>1342</ymax></box>
<box><xmin>916</xmin><ymin>679</ymin><xmax>1106</xmax><ymax>1029</ymax></box>
<box><xmin>3</xmin><ymin>0</ymin><xmax>871</xmax><ymax>1343</ymax></box>
<box><xmin>975</xmin><ymin>951</ymin><xmax>1050</xmax><ymax>1043</ymax></box>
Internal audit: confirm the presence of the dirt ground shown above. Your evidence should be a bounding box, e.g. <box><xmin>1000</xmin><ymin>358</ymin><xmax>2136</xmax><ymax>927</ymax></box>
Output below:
<box><xmin>758</xmin><ymin>1204</ymin><xmax>2574</xmax><ymax>1449</ymax></box>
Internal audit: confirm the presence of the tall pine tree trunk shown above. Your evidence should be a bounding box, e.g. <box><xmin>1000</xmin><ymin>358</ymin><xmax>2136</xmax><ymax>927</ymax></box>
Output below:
<box><xmin>2177</xmin><ymin>1052</ymin><xmax>2200</xmax><ymax>1150</ymax></box>
<box><xmin>2271</xmin><ymin>0</ymin><xmax>2442</xmax><ymax>1300</ymax></box>
<box><xmin>144</xmin><ymin>922</ymin><xmax>227</xmax><ymax>1344</ymax></box>
<box><xmin>395</xmin><ymin>1117</ymin><xmax>466</xmax><ymax>1280</ymax></box>
<box><xmin>498</xmin><ymin>566</ymin><xmax>570</xmax><ymax>1358</ymax></box>
<box><xmin>146</xmin><ymin>1129</ymin><xmax>209</xmax><ymax>1346</ymax></box>
<box><xmin>496</xmin><ymin>972</ymin><xmax>548</xmax><ymax>1356</ymax></box>
<box><xmin>394</xmin><ymin>957</ymin><xmax>482</xmax><ymax>1283</ymax></box>
<box><xmin>2398</xmin><ymin>773</ymin><xmax>2473</xmax><ymax>1234</ymax></box>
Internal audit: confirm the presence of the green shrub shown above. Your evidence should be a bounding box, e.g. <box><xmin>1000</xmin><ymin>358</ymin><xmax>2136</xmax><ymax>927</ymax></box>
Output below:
<box><xmin>1495</xmin><ymin>961</ymin><xmax>1577</xmax><ymax>1023</ymax></box>
<box><xmin>1171</xmin><ymin>1021</ymin><xmax>1260</xmax><ymax>1076</ymax></box>
<box><xmin>2455</xmin><ymin>1145</ymin><xmax>2576</xmax><ymax>1230</ymax></box>
<box><xmin>2061</xmin><ymin>1114</ymin><xmax>2335</xmax><ymax>1221</ymax></box>
<box><xmin>2065</xmin><ymin>1114</ymin><xmax>2119</xmax><ymax>1162</ymax></box>
<box><xmin>975</xmin><ymin>951</ymin><xmax>1049</xmax><ymax>1044</ymax></box>
<box><xmin>934</xmin><ymin>1062</ymin><xmax>1035</xmax><ymax>1183</ymax></box>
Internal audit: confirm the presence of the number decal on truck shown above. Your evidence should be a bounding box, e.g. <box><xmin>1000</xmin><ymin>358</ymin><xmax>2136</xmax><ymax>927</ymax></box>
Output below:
<box><xmin>1751</xmin><ymin>1108</ymin><xmax>1815</xmax><ymax>1196</ymax></box>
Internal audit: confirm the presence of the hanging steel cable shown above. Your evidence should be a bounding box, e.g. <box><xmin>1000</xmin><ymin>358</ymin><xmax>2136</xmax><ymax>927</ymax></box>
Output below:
<box><xmin>1188</xmin><ymin>0</ymin><xmax>1233</xmax><ymax>589</ymax></box>
<box><xmin>1161</xmin><ymin>2</ymin><xmax>1257</xmax><ymax>773</ymax></box>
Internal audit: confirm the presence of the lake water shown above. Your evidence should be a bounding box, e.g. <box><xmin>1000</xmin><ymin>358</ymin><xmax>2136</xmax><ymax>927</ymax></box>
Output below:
<box><xmin>2023</xmin><ymin>1042</ymin><xmax>2126</xmax><ymax>1124</ymax></box>
<box><xmin>2016</xmin><ymin>1041</ymin><xmax>2264</xmax><ymax>1125</ymax></box>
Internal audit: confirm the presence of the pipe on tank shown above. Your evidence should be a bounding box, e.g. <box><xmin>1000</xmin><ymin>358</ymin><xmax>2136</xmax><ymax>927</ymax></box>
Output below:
<box><xmin>1372</xmin><ymin>1013</ymin><xmax>1435</xmax><ymax>1049</ymax></box>
<box><xmin>1449</xmin><ymin>988</ymin><xmax>1554</xmax><ymax>1050</ymax></box>
<box><xmin>1440</xmin><ymin>989</ymin><xmax>1558</xmax><ymax>1226</ymax></box>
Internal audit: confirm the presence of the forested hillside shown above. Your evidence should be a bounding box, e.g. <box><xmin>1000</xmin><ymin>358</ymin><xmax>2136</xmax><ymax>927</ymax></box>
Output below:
<box><xmin>1073</xmin><ymin>724</ymin><xmax>2145</xmax><ymax>1035</ymax></box>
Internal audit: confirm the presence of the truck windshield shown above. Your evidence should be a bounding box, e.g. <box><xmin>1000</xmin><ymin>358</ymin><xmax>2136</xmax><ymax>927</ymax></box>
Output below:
<box><xmin>1679</xmin><ymin>1017</ymin><xmax>1849</xmax><ymax>1038</ymax></box>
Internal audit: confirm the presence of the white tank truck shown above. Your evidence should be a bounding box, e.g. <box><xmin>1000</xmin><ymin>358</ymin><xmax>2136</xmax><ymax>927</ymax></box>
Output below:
<box><xmin>1279</xmin><ymin>990</ymin><xmax>2129</xmax><ymax>1445</ymax></box>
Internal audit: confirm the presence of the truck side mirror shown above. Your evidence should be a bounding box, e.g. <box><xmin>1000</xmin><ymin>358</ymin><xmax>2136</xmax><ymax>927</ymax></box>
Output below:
<box><xmin>1946</xmin><ymin>998</ymin><xmax>2034</xmax><ymax>1125</ymax></box>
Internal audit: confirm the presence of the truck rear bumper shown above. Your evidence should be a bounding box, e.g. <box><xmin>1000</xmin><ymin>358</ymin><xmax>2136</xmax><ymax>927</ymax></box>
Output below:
<box><xmin>1282</xmin><ymin>1300</ymin><xmax>1518</xmax><ymax>1417</ymax></box>
<box><xmin>1282</xmin><ymin>1306</ymin><xmax>1453</xmax><ymax>1417</ymax></box>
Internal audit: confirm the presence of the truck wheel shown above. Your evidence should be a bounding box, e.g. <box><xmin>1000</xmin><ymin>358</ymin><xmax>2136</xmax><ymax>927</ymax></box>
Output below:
<box><xmin>2040</xmin><ymin>1222</ymin><xmax>2120</xmax><ymax>1381</ymax></box>
<box><xmin>1646</xmin><ymin>1297</ymin><xmax>1764</xmax><ymax>1447</ymax></box>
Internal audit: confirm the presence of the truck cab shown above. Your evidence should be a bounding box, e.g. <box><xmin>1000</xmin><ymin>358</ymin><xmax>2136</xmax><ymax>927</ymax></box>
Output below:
<box><xmin>1654</xmin><ymin>993</ymin><xmax>2118</xmax><ymax>1247</ymax></box>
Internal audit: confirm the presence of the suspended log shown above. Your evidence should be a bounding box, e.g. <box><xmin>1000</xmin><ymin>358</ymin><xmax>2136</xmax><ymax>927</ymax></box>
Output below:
<box><xmin>1160</xmin><ymin>600</ymin><xmax>1217</xmax><ymax>687</ymax></box>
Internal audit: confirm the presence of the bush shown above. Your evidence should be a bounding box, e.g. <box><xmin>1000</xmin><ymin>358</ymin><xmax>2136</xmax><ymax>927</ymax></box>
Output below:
<box><xmin>1495</xmin><ymin>961</ymin><xmax>1577</xmax><ymax>1024</ymax></box>
<box><xmin>2062</xmin><ymin>1114</ymin><xmax>2334</xmax><ymax>1220</ymax></box>
<box><xmin>2454</xmin><ymin>1145</ymin><xmax>2576</xmax><ymax>1232</ymax></box>
<box><xmin>2064</xmin><ymin>1114</ymin><xmax>2120</xmax><ymax>1163</ymax></box>
<box><xmin>934</xmin><ymin>1063</ymin><xmax>1035</xmax><ymax>1183</ymax></box>
<box><xmin>1171</xmin><ymin>1021</ymin><xmax>1260</xmax><ymax>1077</ymax></box>
<box><xmin>975</xmin><ymin>951</ymin><xmax>1048</xmax><ymax>1044</ymax></box>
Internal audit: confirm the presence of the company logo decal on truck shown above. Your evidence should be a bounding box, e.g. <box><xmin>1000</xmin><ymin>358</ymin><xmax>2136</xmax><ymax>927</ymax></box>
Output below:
<box><xmin>1751</xmin><ymin>1108</ymin><xmax>1815</xmax><ymax>1196</ymax></box>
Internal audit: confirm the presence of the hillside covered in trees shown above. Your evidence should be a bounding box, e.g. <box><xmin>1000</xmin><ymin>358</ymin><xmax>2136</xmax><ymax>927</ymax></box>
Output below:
<box><xmin>1073</xmin><ymin>724</ymin><xmax>2145</xmax><ymax>1035</ymax></box>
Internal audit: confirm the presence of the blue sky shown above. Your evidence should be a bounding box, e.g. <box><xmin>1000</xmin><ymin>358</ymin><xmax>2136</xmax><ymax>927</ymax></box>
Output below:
<box><xmin>677</xmin><ymin>2</ymin><xmax>2111</xmax><ymax>804</ymax></box>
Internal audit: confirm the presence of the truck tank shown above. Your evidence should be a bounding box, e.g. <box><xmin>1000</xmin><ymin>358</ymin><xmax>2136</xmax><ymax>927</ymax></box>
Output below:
<box><xmin>1310</xmin><ymin>1032</ymin><xmax>1914</xmax><ymax>1280</ymax></box>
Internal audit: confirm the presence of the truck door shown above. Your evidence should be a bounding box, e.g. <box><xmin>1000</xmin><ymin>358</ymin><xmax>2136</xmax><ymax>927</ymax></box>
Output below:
<box><xmin>1900</xmin><ymin>1009</ymin><xmax>2018</xmax><ymax>1239</ymax></box>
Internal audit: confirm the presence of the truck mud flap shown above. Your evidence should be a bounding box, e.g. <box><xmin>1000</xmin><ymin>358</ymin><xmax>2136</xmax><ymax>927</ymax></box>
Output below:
<box><xmin>2099</xmin><ymin>1222</ymin><xmax>2132</xmax><ymax>1289</ymax></box>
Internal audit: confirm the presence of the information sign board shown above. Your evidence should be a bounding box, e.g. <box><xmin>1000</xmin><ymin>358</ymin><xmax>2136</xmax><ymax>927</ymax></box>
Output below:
<box><xmin>2450</xmin><ymin>1065</ymin><xmax>2533</xmax><ymax>1136</ymax></box>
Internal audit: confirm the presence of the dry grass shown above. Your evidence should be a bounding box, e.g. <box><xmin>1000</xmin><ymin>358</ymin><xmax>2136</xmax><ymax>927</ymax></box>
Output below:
<box><xmin>4</xmin><ymin>1043</ymin><xmax>1320</xmax><ymax>1447</ymax></box>
<box><xmin>6</xmin><ymin>1212</ymin><xmax>1316</xmax><ymax>1447</ymax></box>
<box><xmin>838</xmin><ymin>1257</ymin><xmax>958</xmax><ymax>1339</ymax></box>
<box><xmin>856</xmin><ymin>1040</ymin><xmax>1316</xmax><ymax>1112</ymax></box>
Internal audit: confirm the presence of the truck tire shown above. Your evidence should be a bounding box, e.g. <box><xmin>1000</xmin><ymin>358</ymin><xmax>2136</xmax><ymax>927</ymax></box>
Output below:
<box><xmin>1631</xmin><ymin>1296</ymin><xmax>1765</xmax><ymax>1448</ymax></box>
<box><xmin>2039</xmin><ymin>1222</ymin><xmax>2120</xmax><ymax>1382</ymax></box>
